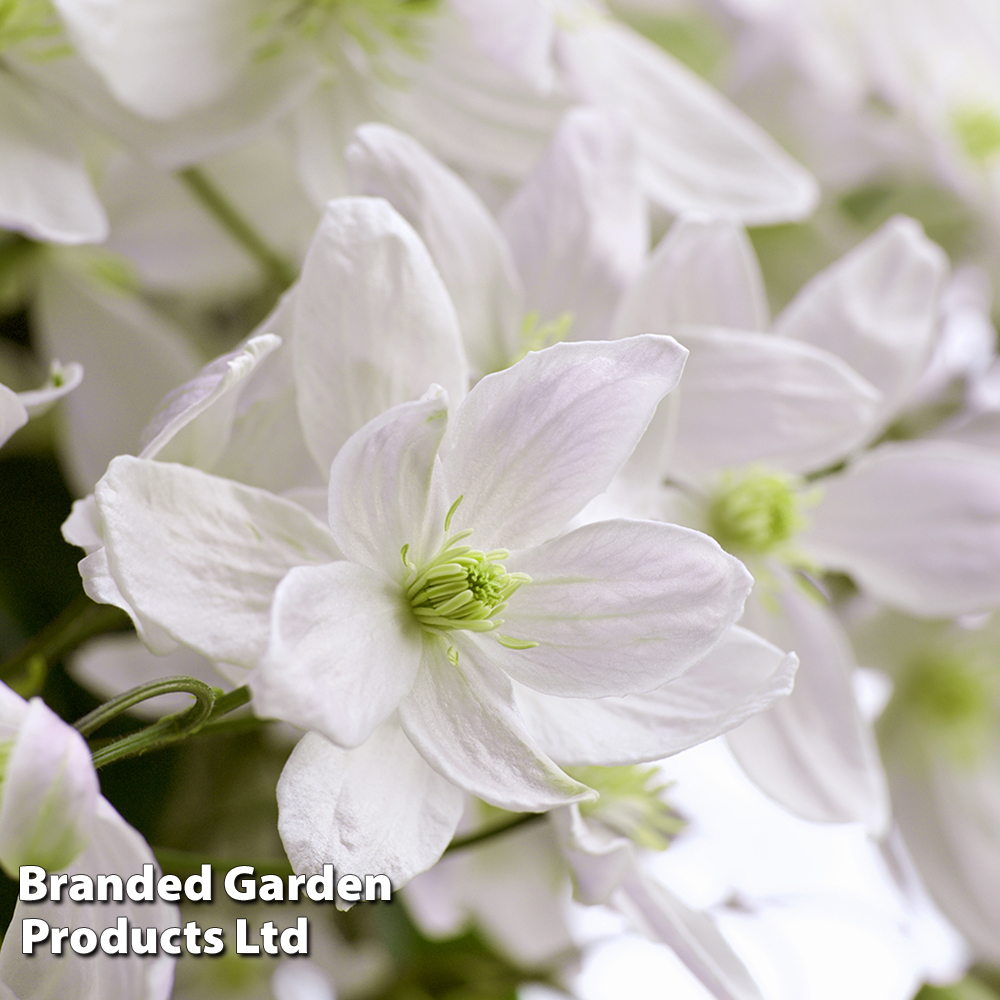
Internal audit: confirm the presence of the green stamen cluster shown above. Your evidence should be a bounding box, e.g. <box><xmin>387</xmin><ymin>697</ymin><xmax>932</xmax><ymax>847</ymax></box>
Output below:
<box><xmin>570</xmin><ymin>765</ymin><xmax>685</xmax><ymax>852</ymax></box>
<box><xmin>0</xmin><ymin>0</ymin><xmax>67</xmax><ymax>58</ymax></box>
<box><xmin>252</xmin><ymin>0</ymin><xmax>439</xmax><ymax>63</ymax></box>
<box><xmin>953</xmin><ymin>106</ymin><xmax>1000</xmax><ymax>162</ymax></box>
<box><xmin>401</xmin><ymin>499</ymin><xmax>533</xmax><ymax>645</ymax></box>
<box><xmin>891</xmin><ymin>651</ymin><xmax>997</xmax><ymax>765</ymax></box>
<box><xmin>708</xmin><ymin>468</ymin><xmax>805</xmax><ymax>556</ymax></box>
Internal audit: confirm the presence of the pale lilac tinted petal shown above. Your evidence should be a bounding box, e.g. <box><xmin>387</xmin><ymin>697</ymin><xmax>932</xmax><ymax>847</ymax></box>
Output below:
<box><xmin>614</xmin><ymin>868</ymin><xmax>766</xmax><ymax>1000</ymax></box>
<box><xmin>555</xmin><ymin>17</ymin><xmax>817</xmax><ymax>224</ymax></box>
<box><xmin>515</xmin><ymin>626</ymin><xmax>796</xmax><ymax>765</ymax></box>
<box><xmin>277</xmin><ymin>727</ymin><xmax>464</xmax><ymax>896</ymax></box>
<box><xmin>802</xmin><ymin>441</ymin><xmax>1000</xmax><ymax>616</ymax></box>
<box><xmin>498</xmin><ymin>519</ymin><xmax>752</xmax><ymax>698</ymax></box>
<box><xmin>398</xmin><ymin>639</ymin><xmax>594</xmax><ymax>810</ymax></box>
<box><xmin>0</xmin><ymin>798</ymin><xmax>177</xmax><ymax>1000</ymax></box>
<box><xmin>96</xmin><ymin>456</ymin><xmax>341</xmax><ymax>666</ymax></box>
<box><xmin>670</xmin><ymin>326</ymin><xmax>882</xmax><ymax>479</ymax></box>
<box><xmin>500</xmin><ymin>107</ymin><xmax>647</xmax><ymax>344</ymax></box>
<box><xmin>0</xmin><ymin>698</ymin><xmax>99</xmax><ymax>875</ymax></box>
<box><xmin>774</xmin><ymin>216</ymin><xmax>948</xmax><ymax>428</ymax></box>
<box><xmin>727</xmin><ymin>578</ymin><xmax>890</xmax><ymax>832</ymax></box>
<box><xmin>293</xmin><ymin>198</ymin><xmax>467</xmax><ymax>474</ymax></box>
<box><xmin>253</xmin><ymin>562</ymin><xmax>421</xmax><ymax>748</ymax></box>
<box><xmin>0</xmin><ymin>384</ymin><xmax>28</xmax><ymax>448</ymax></box>
<box><xmin>139</xmin><ymin>333</ymin><xmax>281</xmax><ymax>467</ymax></box>
<box><xmin>444</xmin><ymin>336</ymin><xmax>687</xmax><ymax>549</ymax></box>
<box><xmin>0</xmin><ymin>74</ymin><xmax>107</xmax><ymax>244</ymax></box>
<box><xmin>613</xmin><ymin>215</ymin><xmax>770</xmax><ymax>337</ymax></box>
<box><xmin>327</xmin><ymin>392</ymin><xmax>449</xmax><ymax>574</ymax></box>
<box><xmin>347</xmin><ymin>123</ymin><xmax>523</xmax><ymax>376</ymax></box>
<box><xmin>34</xmin><ymin>265</ymin><xmax>201</xmax><ymax>492</ymax></box>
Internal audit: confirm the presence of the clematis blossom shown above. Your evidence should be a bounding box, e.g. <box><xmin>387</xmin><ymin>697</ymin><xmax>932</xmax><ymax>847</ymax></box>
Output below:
<box><xmin>88</xmin><ymin>334</ymin><xmax>753</xmax><ymax>885</ymax></box>
<box><xmin>0</xmin><ymin>683</ymin><xmax>177</xmax><ymax>1000</ymax></box>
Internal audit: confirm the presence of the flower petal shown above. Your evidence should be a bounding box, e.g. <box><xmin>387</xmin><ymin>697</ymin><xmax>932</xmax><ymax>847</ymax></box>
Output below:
<box><xmin>138</xmin><ymin>332</ymin><xmax>281</xmax><ymax>468</ymax></box>
<box><xmin>555</xmin><ymin>15</ymin><xmax>817</xmax><ymax>224</ymax></box>
<box><xmin>34</xmin><ymin>264</ymin><xmax>202</xmax><ymax>492</ymax></box>
<box><xmin>293</xmin><ymin>197</ymin><xmax>468</xmax><ymax>476</ymax></box>
<box><xmin>399</xmin><ymin>638</ymin><xmax>594</xmax><ymax>811</ymax></box>
<box><xmin>515</xmin><ymin>626</ymin><xmax>796</xmax><ymax>765</ymax></box>
<box><xmin>253</xmin><ymin>561</ymin><xmax>422</xmax><ymax>748</ymax></box>
<box><xmin>669</xmin><ymin>326</ymin><xmax>882</xmax><ymax>480</ymax></box>
<box><xmin>498</xmin><ymin>518</ymin><xmax>752</xmax><ymax>698</ymax></box>
<box><xmin>96</xmin><ymin>456</ymin><xmax>341</xmax><ymax>666</ymax></box>
<box><xmin>16</xmin><ymin>361</ymin><xmax>84</xmax><ymax>419</ymax></box>
<box><xmin>773</xmin><ymin>216</ymin><xmax>948</xmax><ymax>429</ymax></box>
<box><xmin>0</xmin><ymin>697</ymin><xmax>99</xmax><ymax>876</ymax></box>
<box><xmin>71</xmin><ymin>633</ymin><xmax>235</xmax><ymax>717</ymax></box>
<box><xmin>0</xmin><ymin>798</ymin><xmax>177</xmax><ymax>1000</ymax></box>
<box><xmin>277</xmin><ymin>726</ymin><xmax>465</xmax><ymax>898</ymax></box>
<box><xmin>450</xmin><ymin>0</ymin><xmax>556</xmax><ymax>90</ymax></box>
<box><xmin>612</xmin><ymin>214</ymin><xmax>770</xmax><ymax>337</ymax></box>
<box><xmin>801</xmin><ymin>440</ymin><xmax>1000</xmax><ymax>616</ymax></box>
<box><xmin>347</xmin><ymin>123</ymin><xmax>523</xmax><ymax>377</ymax></box>
<box><xmin>0</xmin><ymin>384</ymin><xmax>28</xmax><ymax>449</ymax></box>
<box><xmin>53</xmin><ymin>0</ymin><xmax>255</xmax><ymax>119</ymax></box>
<box><xmin>444</xmin><ymin>336</ymin><xmax>687</xmax><ymax>549</ymax></box>
<box><xmin>726</xmin><ymin>577</ymin><xmax>890</xmax><ymax>832</ymax></box>
<box><xmin>327</xmin><ymin>391</ymin><xmax>450</xmax><ymax>574</ymax></box>
<box><xmin>0</xmin><ymin>74</ymin><xmax>107</xmax><ymax>244</ymax></box>
<box><xmin>500</xmin><ymin>106</ymin><xmax>648</xmax><ymax>344</ymax></box>
<box><xmin>613</xmin><ymin>868</ymin><xmax>766</xmax><ymax>1000</ymax></box>
<box><xmin>383</xmin><ymin>6</ymin><xmax>568</xmax><ymax>181</ymax></box>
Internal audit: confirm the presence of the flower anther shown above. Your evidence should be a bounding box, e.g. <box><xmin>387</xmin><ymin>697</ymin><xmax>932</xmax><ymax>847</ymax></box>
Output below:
<box><xmin>401</xmin><ymin>497</ymin><xmax>535</xmax><ymax>646</ymax></box>
<box><xmin>708</xmin><ymin>468</ymin><xmax>807</xmax><ymax>556</ymax></box>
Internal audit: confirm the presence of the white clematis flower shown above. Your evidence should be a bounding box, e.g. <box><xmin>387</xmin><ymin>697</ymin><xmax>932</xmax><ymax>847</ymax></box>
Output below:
<box><xmin>88</xmin><ymin>334</ymin><xmax>753</xmax><ymax>885</ymax></box>
<box><xmin>0</xmin><ymin>683</ymin><xmax>177</xmax><ymax>1000</ymax></box>
<box><xmin>852</xmin><ymin>610</ymin><xmax>1000</xmax><ymax>965</ymax></box>
<box><xmin>608</xmin><ymin>213</ymin><xmax>965</xmax><ymax>832</ymax></box>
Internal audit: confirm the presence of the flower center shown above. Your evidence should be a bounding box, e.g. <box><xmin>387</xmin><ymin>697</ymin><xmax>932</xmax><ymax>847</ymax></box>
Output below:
<box><xmin>569</xmin><ymin>765</ymin><xmax>684</xmax><ymax>851</ymax></box>
<box><xmin>707</xmin><ymin>468</ymin><xmax>805</xmax><ymax>556</ymax></box>
<box><xmin>888</xmin><ymin>650</ymin><xmax>997</xmax><ymax>765</ymax></box>
<box><xmin>252</xmin><ymin>0</ymin><xmax>439</xmax><ymax>64</ymax></box>
<box><xmin>401</xmin><ymin>498</ymin><xmax>534</xmax><ymax>648</ymax></box>
<box><xmin>953</xmin><ymin>105</ymin><xmax>1000</xmax><ymax>162</ymax></box>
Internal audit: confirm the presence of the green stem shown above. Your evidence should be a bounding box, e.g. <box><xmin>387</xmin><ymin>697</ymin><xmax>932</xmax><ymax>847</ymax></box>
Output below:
<box><xmin>444</xmin><ymin>812</ymin><xmax>545</xmax><ymax>854</ymax></box>
<box><xmin>74</xmin><ymin>676</ymin><xmax>217</xmax><ymax>737</ymax></box>
<box><xmin>177</xmin><ymin>167</ymin><xmax>297</xmax><ymax>291</ymax></box>
<box><xmin>0</xmin><ymin>591</ymin><xmax>130</xmax><ymax>687</ymax></box>
<box><xmin>90</xmin><ymin>684</ymin><xmax>252</xmax><ymax>769</ymax></box>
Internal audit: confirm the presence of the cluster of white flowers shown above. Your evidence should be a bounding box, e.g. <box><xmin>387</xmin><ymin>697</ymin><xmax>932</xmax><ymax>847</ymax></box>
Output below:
<box><xmin>2</xmin><ymin>2</ymin><xmax>1000</xmax><ymax>999</ymax></box>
